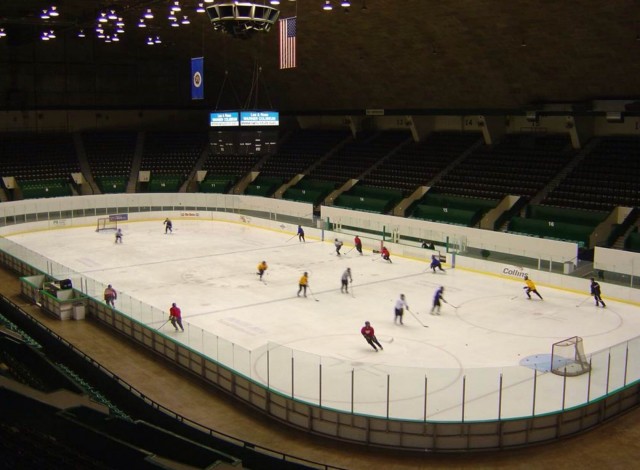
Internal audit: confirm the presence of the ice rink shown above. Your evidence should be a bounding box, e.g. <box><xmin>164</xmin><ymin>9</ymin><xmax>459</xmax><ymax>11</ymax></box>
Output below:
<box><xmin>7</xmin><ymin>218</ymin><xmax>640</xmax><ymax>421</ymax></box>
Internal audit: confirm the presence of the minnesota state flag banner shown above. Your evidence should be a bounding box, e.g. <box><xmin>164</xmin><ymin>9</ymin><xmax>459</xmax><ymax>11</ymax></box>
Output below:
<box><xmin>191</xmin><ymin>57</ymin><xmax>204</xmax><ymax>100</ymax></box>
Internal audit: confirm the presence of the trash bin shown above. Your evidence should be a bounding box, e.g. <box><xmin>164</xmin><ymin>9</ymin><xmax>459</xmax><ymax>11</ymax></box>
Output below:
<box><xmin>563</xmin><ymin>261</ymin><xmax>575</xmax><ymax>274</ymax></box>
<box><xmin>72</xmin><ymin>302</ymin><xmax>85</xmax><ymax>320</ymax></box>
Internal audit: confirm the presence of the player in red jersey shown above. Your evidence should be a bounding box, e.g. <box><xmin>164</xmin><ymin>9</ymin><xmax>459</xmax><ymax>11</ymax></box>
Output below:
<box><xmin>361</xmin><ymin>321</ymin><xmax>383</xmax><ymax>352</ymax></box>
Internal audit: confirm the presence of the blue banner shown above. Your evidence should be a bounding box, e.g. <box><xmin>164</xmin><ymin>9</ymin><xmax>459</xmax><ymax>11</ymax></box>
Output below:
<box><xmin>191</xmin><ymin>57</ymin><xmax>204</xmax><ymax>100</ymax></box>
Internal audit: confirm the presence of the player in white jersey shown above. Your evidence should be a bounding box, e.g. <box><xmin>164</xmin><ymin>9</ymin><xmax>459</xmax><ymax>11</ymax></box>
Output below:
<box><xmin>340</xmin><ymin>268</ymin><xmax>352</xmax><ymax>293</ymax></box>
<box><xmin>394</xmin><ymin>294</ymin><xmax>409</xmax><ymax>325</ymax></box>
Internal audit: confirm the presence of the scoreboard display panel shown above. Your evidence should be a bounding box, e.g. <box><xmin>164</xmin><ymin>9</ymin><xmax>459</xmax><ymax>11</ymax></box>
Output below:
<box><xmin>209</xmin><ymin>110</ymin><xmax>278</xmax><ymax>155</ymax></box>
<box><xmin>239</xmin><ymin>110</ymin><xmax>279</xmax><ymax>127</ymax></box>
<box><xmin>209</xmin><ymin>130</ymin><xmax>277</xmax><ymax>155</ymax></box>
<box><xmin>209</xmin><ymin>111</ymin><xmax>239</xmax><ymax>127</ymax></box>
<box><xmin>237</xmin><ymin>130</ymin><xmax>278</xmax><ymax>155</ymax></box>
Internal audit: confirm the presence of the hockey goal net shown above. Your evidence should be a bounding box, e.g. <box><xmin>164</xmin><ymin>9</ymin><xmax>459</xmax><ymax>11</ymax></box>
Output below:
<box><xmin>96</xmin><ymin>217</ymin><xmax>118</xmax><ymax>232</ymax></box>
<box><xmin>551</xmin><ymin>336</ymin><xmax>590</xmax><ymax>376</ymax></box>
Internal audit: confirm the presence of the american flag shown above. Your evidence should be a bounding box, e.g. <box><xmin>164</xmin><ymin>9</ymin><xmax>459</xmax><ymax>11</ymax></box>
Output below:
<box><xmin>279</xmin><ymin>17</ymin><xmax>296</xmax><ymax>69</ymax></box>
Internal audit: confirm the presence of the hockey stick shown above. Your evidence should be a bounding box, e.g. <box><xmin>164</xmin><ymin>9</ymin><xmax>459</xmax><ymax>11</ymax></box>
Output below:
<box><xmin>378</xmin><ymin>335</ymin><xmax>394</xmax><ymax>344</ymax></box>
<box><xmin>442</xmin><ymin>299</ymin><xmax>459</xmax><ymax>309</ymax></box>
<box><xmin>576</xmin><ymin>296</ymin><xmax>591</xmax><ymax>307</ymax></box>
<box><xmin>156</xmin><ymin>319</ymin><xmax>170</xmax><ymax>330</ymax></box>
<box><xmin>307</xmin><ymin>287</ymin><xmax>320</xmax><ymax>302</ymax></box>
<box><xmin>344</xmin><ymin>246</ymin><xmax>355</xmax><ymax>255</ymax></box>
<box><xmin>407</xmin><ymin>308</ymin><xmax>428</xmax><ymax>328</ymax></box>
<box><xmin>286</xmin><ymin>234</ymin><xmax>298</xmax><ymax>242</ymax></box>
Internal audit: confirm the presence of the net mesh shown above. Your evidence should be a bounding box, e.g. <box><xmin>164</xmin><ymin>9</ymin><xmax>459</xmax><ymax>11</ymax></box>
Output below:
<box><xmin>551</xmin><ymin>336</ymin><xmax>590</xmax><ymax>376</ymax></box>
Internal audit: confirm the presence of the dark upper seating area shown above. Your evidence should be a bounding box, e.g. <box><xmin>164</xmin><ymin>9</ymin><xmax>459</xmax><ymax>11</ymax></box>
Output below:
<box><xmin>362</xmin><ymin>131</ymin><xmax>483</xmax><ymax>193</ymax></box>
<box><xmin>140</xmin><ymin>131</ymin><xmax>207</xmax><ymax>175</ymax></box>
<box><xmin>84</xmin><ymin>131</ymin><xmax>136</xmax><ymax>179</ymax></box>
<box><xmin>543</xmin><ymin>136</ymin><xmax>640</xmax><ymax>211</ymax></box>
<box><xmin>259</xmin><ymin>129</ymin><xmax>351</xmax><ymax>180</ymax></box>
<box><xmin>0</xmin><ymin>133</ymin><xmax>79</xmax><ymax>181</ymax></box>
<box><xmin>434</xmin><ymin>133</ymin><xmax>575</xmax><ymax>199</ymax></box>
<box><xmin>84</xmin><ymin>131</ymin><xmax>137</xmax><ymax>193</ymax></box>
<box><xmin>308</xmin><ymin>130</ymin><xmax>412</xmax><ymax>183</ymax></box>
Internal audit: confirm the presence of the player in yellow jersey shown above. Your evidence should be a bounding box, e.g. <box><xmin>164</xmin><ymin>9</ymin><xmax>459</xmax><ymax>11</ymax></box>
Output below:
<box><xmin>256</xmin><ymin>261</ymin><xmax>268</xmax><ymax>281</ymax></box>
<box><xmin>523</xmin><ymin>275</ymin><xmax>543</xmax><ymax>300</ymax></box>
<box><xmin>297</xmin><ymin>272</ymin><xmax>309</xmax><ymax>297</ymax></box>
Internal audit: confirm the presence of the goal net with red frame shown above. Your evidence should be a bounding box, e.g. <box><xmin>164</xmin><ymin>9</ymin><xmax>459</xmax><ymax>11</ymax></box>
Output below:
<box><xmin>551</xmin><ymin>336</ymin><xmax>590</xmax><ymax>376</ymax></box>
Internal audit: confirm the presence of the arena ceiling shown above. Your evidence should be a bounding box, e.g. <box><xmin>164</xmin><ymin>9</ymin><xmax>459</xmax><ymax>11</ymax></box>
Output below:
<box><xmin>1</xmin><ymin>1</ymin><xmax>639</xmax><ymax>111</ymax></box>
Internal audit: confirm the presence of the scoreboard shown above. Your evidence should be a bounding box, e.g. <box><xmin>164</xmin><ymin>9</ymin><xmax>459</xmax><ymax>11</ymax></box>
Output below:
<box><xmin>209</xmin><ymin>109</ymin><xmax>279</xmax><ymax>155</ymax></box>
<box><xmin>209</xmin><ymin>130</ymin><xmax>277</xmax><ymax>155</ymax></box>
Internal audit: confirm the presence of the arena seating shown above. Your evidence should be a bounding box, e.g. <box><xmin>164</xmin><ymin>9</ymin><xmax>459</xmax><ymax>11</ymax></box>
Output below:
<box><xmin>259</xmin><ymin>129</ymin><xmax>351</xmax><ymax>180</ymax></box>
<box><xmin>83</xmin><ymin>131</ymin><xmax>137</xmax><ymax>193</ymax></box>
<box><xmin>362</xmin><ymin>131</ymin><xmax>483</xmax><ymax>192</ymax></box>
<box><xmin>435</xmin><ymin>133</ymin><xmax>575</xmax><ymax>200</ymax></box>
<box><xmin>140</xmin><ymin>132</ymin><xmax>207</xmax><ymax>191</ymax></box>
<box><xmin>0</xmin><ymin>133</ymin><xmax>78</xmax><ymax>199</ymax></box>
<box><xmin>307</xmin><ymin>131</ymin><xmax>412</xmax><ymax>183</ymax></box>
<box><xmin>543</xmin><ymin>136</ymin><xmax>640</xmax><ymax>211</ymax></box>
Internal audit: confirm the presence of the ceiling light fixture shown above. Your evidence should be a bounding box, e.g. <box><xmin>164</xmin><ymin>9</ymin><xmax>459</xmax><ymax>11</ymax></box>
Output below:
<box><xmin>323</xmin><ymin>1</ymin><xmax>333</xmax><ymax>11</ymax></box>
<box><xmin>98</xmin><ymin>12</ymin><xmax>108</xmax><ymax>23</ymax></box>
<box><xmin>341</xmin><ymin>1</ymin><xmax>351</xmax><ymax>7</ymax></box>
<box><xmin>108</xmin><ymin>10</ymin><xmax>118</xmax><ymax>20</ymax></box>
<box><xmin>154</xmin><ymin>36</ymin><xmax>161</xmax><ymax>44</ymax></box>
<box><xmin>138</xmin><ymin>19</ymin><xmax>146</xmax><ymax>28</ymax></box>
<box><xmin>49</xmin><ymin>6</ymin><xmax>59</xmax><ymax>17</ymax></box>
<box><xmin>168</xmin><ymin>13</ymin><xmax>177</xmax><ymax>21</ymax></box>
<box><xmin>144</xmin><ymin>9</ymin><xmax>154</xmax><ymax>19</ymax></box>
<box><xmin>0</xmin><ymin>28</ymin><xmax>7</xmax><ymax>38</ymax></box>
<box><xmin>181</xmin><ymin>16</ymin><xmax>190</xmax><ymax>25</ymax></box>
<box><xmin>197</xmin><ymin>3</ymin><xmax>205</xmax><ymax>13</ymax></box>
<box><xmin>77</xmin><ymin>29</ymin><xmax>85</xmax><ymax>38</ymax></box>
<box><xmin>41</xmin><ymin>10</ymin><xmax>50</xmax><ymax>19</ymax></box>
<box><xmin>147</xmin><ymin>37</ymin><xmax>154</xmax><ymax>45</ymax></box>
<box><xmin>172</xmin><ymin>1</ymin><xmax>182</xmax><ymax>12</ymax></box>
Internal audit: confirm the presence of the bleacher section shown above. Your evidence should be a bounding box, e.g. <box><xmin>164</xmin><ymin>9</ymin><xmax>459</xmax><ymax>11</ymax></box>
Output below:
<box><xmin>140</xmin><ymin>132</ymin><xmax>207</xmax><ymax>192</ymax></box>
<box><xmin>543</xmin><ymin>136</ymin><xmax>640</xmax><ymax>211</ymax></box>
<box><xmin>83</xmin><ymin>131</ymin><xmax>137</xmax><ymax>194</ymax></box>
<box><xmin>283</xmin><ymin>178</ymin><xmax>337</xmax><ymax>205</ymax></box>
<box><xmin>259</xmin><ymin>129</ymin><xmax>351</xmax><ymax>181</ymax></box>
<box><xmin>434</xmin><ymin>133</ymin><xmax>574</xmax><ymax>199</ymax></box>
<box><xmin>200</xmin><ymin>153</ymin><xmax>263</xmax><ymax>193</ymax></box>
<box><xmin>362</xmin><ymin>131</ymin><xmax>483</xmax><ymax>192</ymax></box>
<box><xmin>333</xmin><ymin>183</ymin><xmax>404</xmax><ymax>214</ymax></box>
<box><xmin>244</xmin><ymin>175</ymin><xmax>283</xmax><ymax>197</ymax></box>
<box><xmin>307</xmin><ymin>131</ymin><xmax>411</xmax><ymax>183</ymax></box>
<box><xmin>409</xmin><ymin>192</ymin><xmax>499</xmax><ymax>226</ymax></box>
<box><xmin>507</xmin><ymin>205</ymin><xmax>609</xmax><ymax>247</ymax></box>
<box><xmin>0</xmin><ymin>133</ymin><xmax>78</xmax><ymax>199</ymax></box>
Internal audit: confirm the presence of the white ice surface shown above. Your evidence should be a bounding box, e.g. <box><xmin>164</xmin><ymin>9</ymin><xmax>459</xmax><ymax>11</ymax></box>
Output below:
<box><xmin>8</xmin><ymin>219</ymin><xmax>640</xmax><ymax>420</ymax></box>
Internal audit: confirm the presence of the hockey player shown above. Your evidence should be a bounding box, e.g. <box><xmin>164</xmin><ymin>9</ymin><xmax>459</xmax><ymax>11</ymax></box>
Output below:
<box><xmin>381</xmin><ymin>246</ymin><xmax>392</xmax><ymax>263</ymax></box>
<box><xmin>361</xmin><ymin>321</ymin><xmax>383</xmax><ymax>352</ymax></box>
<box><xmin>431</xmin><ymin>286</ymin><xmax>445</xmax><ymax>315</ymax></box>
<box><xmin>590</xmin><ymin>277</ymin><xmax>606</xmax><ymax>307</ymax></box>
<box><xmin>394</xmin><ymin>294</ymin><xmax>409</xmax><ymax>325</ymax></box>
<box><xmin>164</xmin><ymin>218</ymin><xmax>173</xmax><ymax>234</ymax></box>
<box><xmin>169</xmin><ymin>302</ymin><xmax>184</xmax><ymax>332</ymax></box>
<box><xmin>297</xmin><ymin>272</ymin><xmax>309</xmax><ymax>297</ymax></box>
<box><xmin>334</xmin><ymin>238</ymin><xmax>344</xmax><ymax>256</ymax></box>
<box><xmin>103</xmin><ymin>284</ymin><xmax>117</xmax><ymax>307</ymax></box>
<box><xmin>297</xmin><ymin>225</ymin><xmax>305</xmax><ymax>242</ymax></box>
<box><xmin>257</xmin><ymin>261</ymin><xmax>268</xmax><ymax>281</ymax></box>
<box><xmin>115</xmin><ymin>228</ymin><xmax>123</xmax><ymax>244</ymax></box>
<box><xmin>523</xmin><ymin>275</ymin><xmax>543</xmax><ymax>300</ymax></box>
<box><xmin>354</xmin><ymin>235</ymin><xmax>363</xmax><ymax>255</ymax></box>
<box><xmin>341</xmin><ymin>268</ymin><xmax>352</xmax><ymax>293</ymax></box>
<box><xmin>430</xmin><ymin>254</ymin><xmax>445</xmax><ymax>273</ymax></box>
